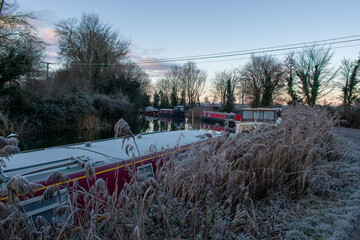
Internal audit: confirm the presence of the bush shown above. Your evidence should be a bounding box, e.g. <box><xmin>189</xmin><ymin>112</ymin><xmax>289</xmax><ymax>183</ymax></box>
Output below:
<box><xmin>0</xmin><ymin>88</ymin><xmax>137</xmax><ymax>133</ymax></box>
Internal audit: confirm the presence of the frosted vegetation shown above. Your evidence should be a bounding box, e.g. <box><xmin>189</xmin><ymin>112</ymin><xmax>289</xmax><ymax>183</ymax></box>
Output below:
<box><xmin>0</xmin><ymin>105</ymin><xmax>359</xmax><ymax>239</ymax></box>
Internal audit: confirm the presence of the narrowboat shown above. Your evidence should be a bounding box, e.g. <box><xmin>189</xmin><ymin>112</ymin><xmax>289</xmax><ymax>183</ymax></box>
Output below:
<box><xmin>200</xmin><ymin>111</ymin><xmax>236</xmax><ymax>127</ymax></box>
<box><xmin>140</xmin><ymin>106</ymin><xmax>158</xmax><ymax>117</ymax></box>
<box><xmin>1</xmin><ymin>130</ymin><xmax>216</xmax><ymax>218</ymax></box>
<box><xmin>158</xmin><ymin>105</ymin><xmax>185</xmax><ymax>118</ymax></box>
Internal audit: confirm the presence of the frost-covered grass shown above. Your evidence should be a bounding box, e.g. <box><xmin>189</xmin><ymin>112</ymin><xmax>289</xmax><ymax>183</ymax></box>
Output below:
<box><xmin>286</xmin><ymin>136</ymin><xmax>360</xmax><ymax>240</ymax></box>
<box><xmin>1</xmin><ymin>105</ymin><xmax>359</xmax><ymax>239</ymax></box>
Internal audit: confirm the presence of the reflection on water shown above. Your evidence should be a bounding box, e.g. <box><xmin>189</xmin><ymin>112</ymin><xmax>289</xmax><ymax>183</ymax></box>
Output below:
<box><xmin>19</xmin><ymin>115</ymin><xmax>237</xmax><ymax>151</ymax></box>
<box><xmin>200</xmin><ymin>122</ymin><xmax>236</xmax><ymax>133</ymax></box>
<box><xmin>19</xmin><ymin>115</ymin><xmax>200</xmax><ymax>151</ymax></box>
<box><xmin>141</xmin><ymin>115</ymin><xmax>201</xmax><ymax>132</ymax></box>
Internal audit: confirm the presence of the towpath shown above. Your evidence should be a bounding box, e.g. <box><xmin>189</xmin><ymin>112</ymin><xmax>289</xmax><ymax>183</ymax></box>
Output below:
<box><xmin>333</xmin><ymin>127</ymin><xmax>360</xmax><ymax>145</ymax></box>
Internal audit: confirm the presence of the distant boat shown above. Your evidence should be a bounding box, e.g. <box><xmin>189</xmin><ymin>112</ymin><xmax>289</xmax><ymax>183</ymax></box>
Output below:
<box><xmin>158</xmin><ymin>105</ymin><xmax>185</xmax><ymax>118</ymax></box>
<box><xmin>1</xmin><ymin>130</ymin><xmax>216</xmax><ymax>218</ymax></box>
<box><xmin>200</xmin><ymin>111</ymin><xmax>236</xmax><ymax>127</ymax></box>
<box><xmin>140</xmin><ymin>106</ymin><xmax>158</xmax><ymax>117</ymax></box>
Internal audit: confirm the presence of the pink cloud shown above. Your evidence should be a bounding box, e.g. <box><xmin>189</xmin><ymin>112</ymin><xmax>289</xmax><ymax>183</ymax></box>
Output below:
<box><xmin>129</xmin><ymin>45</ymin><xmax>176</xmax><ymax>78</ymax></box>
<box><xmin>38</xmin><ymin>27</ymin><xmax>58</xmax><ymax>45</ymax></box>
<box><xmin>138</xmin><ymin>58</ymin><xmax>173</xmax><ymax>71</ymax></box>
<box><xmin>141</xmin><ymin>47</ymin><xmax>166</xmax><ymax>56</ymax></box>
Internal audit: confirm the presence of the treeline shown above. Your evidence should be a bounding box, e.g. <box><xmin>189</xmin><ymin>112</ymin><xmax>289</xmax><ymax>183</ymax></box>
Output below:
<box><xmin>0</xmin><ymin>1</ymin><xmax>151</xmax><ymax>133</ymax></box>
<box><xmin>155</xmin><ymin>49</ymin><xmax>359</xmax><ymax>129</ymax></box>
<box><xmin>1</xmin><ymin>0</ymin><xmax>360</xmax><ymax>133</ymax></box>
<box><xmin>155</xmin><ymin>48</ymin><xmax>360</xmax><ymax>117</ymax></box>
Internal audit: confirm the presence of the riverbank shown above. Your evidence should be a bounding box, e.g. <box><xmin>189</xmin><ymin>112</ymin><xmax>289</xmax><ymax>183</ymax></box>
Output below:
<box><xmin>1</xmin><ymin>106</ymin><xmax>359</xmax><ymax>239</ymax></box>
<box><xmin>285</xmin><ymin>128</ymin><xmax>360</xmax><ymax>239</ymax></box>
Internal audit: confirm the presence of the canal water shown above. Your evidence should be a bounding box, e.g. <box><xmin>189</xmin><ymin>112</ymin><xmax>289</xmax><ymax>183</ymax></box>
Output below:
<box><xmin>18</xmin><ymin>116</ymin><xmax>203</xmax><ymax>151</ymax></box>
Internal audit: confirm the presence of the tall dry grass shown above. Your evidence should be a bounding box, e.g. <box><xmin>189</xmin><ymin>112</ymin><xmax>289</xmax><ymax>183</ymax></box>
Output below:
<box><xmin>0</xmin><ymin>105</ymin><xmax>347</xmax><ymax>239</ymax></box>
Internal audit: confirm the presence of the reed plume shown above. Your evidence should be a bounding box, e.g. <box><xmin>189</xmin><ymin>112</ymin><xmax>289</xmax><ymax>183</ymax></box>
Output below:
<box><xmin>114</xmin><ymin>118</ymin><xmax>141</xmax><ymax>156</ymax></box>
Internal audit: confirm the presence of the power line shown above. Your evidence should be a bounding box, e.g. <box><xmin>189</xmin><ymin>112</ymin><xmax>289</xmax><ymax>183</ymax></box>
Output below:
<box><xmin>140</xmin><ymin>34</ymin><xmax>360</xmax><ymax>62</ymax></box>
<box><xmin>194</xmin><ymin>43</ymin><xmax>360</xmax><ymax>65</ymax></box>
<box><xmin>44</xmin><ymin>34</ymin><xmax>360</xmax><ymax>66</ymax></box>
<box><xmin>139</xmin><ymin>37</ymin><xmax>360</xmax><ymax>63</ymax></box>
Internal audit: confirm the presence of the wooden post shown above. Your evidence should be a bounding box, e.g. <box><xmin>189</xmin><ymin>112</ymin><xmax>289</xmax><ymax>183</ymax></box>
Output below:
<box><xmin>192</xmin><ymin>111</ymin><xmax>194</xmax><ymax>128</ymax></box>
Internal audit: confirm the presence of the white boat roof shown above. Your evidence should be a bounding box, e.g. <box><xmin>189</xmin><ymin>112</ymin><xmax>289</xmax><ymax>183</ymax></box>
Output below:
<box><xmin>2</xmin><ymin>130</ymin><xmax>215</xmax><ymax>182</ymax></box>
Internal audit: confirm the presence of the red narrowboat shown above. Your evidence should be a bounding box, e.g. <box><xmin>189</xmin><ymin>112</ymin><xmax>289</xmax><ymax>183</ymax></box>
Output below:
<box><xmin>158</xmin><ymin>105</ymin><xmax>185</xmax><ymax>118</ymax></box>
<box><xmin>1</xmin><ymin>130</ymin><xmax>216</xmax><ymax>218</ymax></box>
<box><xmin>200</xmin><ymin>111</ymin><xmax>236</xmax><ymax>127</ymax></box>
<box><xmin>140</xmin><ymin>106</ymin><xmax>158</xmax><ymax>117</ymax></box>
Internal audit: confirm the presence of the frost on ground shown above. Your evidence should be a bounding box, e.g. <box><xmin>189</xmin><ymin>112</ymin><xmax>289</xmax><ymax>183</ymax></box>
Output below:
<box><xmin>286</xmin><ymin>135</ymin><xmax>360</xmax><ymax>240</ymax></box>
<box><xmin>1</xmin><ymin>106</ymin><xmax>360</xmax><ymax>239</ymax></box>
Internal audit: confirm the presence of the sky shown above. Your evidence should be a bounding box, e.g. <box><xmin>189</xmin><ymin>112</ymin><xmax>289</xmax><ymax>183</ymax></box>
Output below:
<box><xmin>18</xmin><ymin>0</ymin><xmax>360</xmax><ymax>103</ymax></box>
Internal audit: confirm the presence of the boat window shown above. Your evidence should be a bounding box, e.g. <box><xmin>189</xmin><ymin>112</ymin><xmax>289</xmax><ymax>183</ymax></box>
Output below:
<box><xmin>21</xmin><ymin>188</ymin><xmax>68</xmax><ymax>220</ymax></box>
<box><xmin>264</xmin><ymin>111</ymin><xmax>275</xmax><ymax>120</ymax></box>
<box><xmin>243</xmin><ymin>111</ymin><xmax>253</xmax><ymax>120</ymax></box>
<box><xmin>254</xmin><ymin>111</ymin><xmax>264</xmax><ymax>120</ymax></box>
<box><xmin>137</xmin><ymin>163</ymin><xmax>154</xmax><ymax>178</ymax></box>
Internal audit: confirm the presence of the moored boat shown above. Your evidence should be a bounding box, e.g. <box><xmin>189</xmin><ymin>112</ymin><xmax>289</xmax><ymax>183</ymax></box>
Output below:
<box><xmin>200</xmin><ymin>111</ymin><xmax>236</xmax><ymax>127</ymax></box>
<box><xmin>140</xmin><ymin>106</ymin><xmax>158</xmax><ymax>117</ymax></box>
<box><xmin>1</xmin><ymin>130</ymin><xmax>216</xmax><ymax>218</ymax></box>
<box><xmin>158</xmin><ymin>105</ymin><xmax>185</xmax><ymax>118</ymax></box>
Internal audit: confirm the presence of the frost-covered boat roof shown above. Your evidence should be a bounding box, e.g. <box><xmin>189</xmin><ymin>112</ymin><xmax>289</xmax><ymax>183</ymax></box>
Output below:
<box><xmin>2</xmin><ymin>130</ymin><xmax>215</xmax><ymax>183</ymax></box>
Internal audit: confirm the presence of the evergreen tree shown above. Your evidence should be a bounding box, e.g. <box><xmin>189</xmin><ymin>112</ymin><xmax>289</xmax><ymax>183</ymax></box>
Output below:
<box><xmin>180</xmin><ymin>89</ymin><xmax>186</xmax><ymax>106</ymax></box>
<box><xmin>170</xmin><ymin>86</ymin><xmax>178</xmax><ymax>107</ymax></box>
<box><xmin>224</xmin><ymin>79</ymin><xmax>235</xmax><ymax>112</ymax></box>
<box><xmin>153</xmin><ymin>91</ymin><xmax>160</xmax><ymax>108</ymax></box>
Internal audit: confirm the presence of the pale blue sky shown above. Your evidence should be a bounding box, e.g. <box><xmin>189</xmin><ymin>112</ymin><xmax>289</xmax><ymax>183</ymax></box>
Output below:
<box><xmin>19</xmin><ymin>0</ymin><xmax>360</xmax><ymax>87</ymax></box>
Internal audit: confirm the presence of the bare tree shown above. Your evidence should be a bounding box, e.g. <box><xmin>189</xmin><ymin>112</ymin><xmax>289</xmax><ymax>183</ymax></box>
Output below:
<box><xmin>156</xmin><ymin>78</ymin><xmax>171</xmax><ymax>103</ymax></box>
<box><xmin>55</xmin><ymin>13</ymin><xmax>130</xmax><ymax>92</ymax></box>
<box><xmin>340</xmin><ymin>56</ymin><xmax>360</xmax><ymax>117</ymax></box>
<box><xmin>165</xmin><ymin>65</ymin><xmax>182</xmax><ymax>98</ymax></box>
<box><xmin>293</xmin><ymin>46</ymin><xmax>337</xmax><ymax>106</ymax></box>
<box><xmin>211</xmin><ymin>69</ymin><xmax>240</xmax><ymax>106</ymax></box>
<box><xmin>238</xmin><ymin>77</ymin><xmax>249</xmax><ymax>106</ymax></box>
<box><xmin>241</xmin><ymin>55</ymin><xmax>283</xmax><ymax>107</ymax></box>
<box><xmin>161</xmin><ymin>62</ymin><xmax>206</xmax><ymax>107</ymax></box>
<box><xmin>180</xmin><ymin>62</ymin><xmax>207</xmax><ymax>107</ymax></box>
<box><xmin>0</xmin><ymin>0</ymin><xmax>44</xmax><ymax>89</ymax></box>
<box><xmin>0</xmin><ymin>0</ymin><xmax>37</xmax><ymax>44</ymax></box>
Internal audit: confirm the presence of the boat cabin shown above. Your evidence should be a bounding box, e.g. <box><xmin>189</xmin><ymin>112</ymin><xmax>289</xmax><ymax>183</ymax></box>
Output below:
<box><xmin>159</xmin><ymin>105</ymin><xmax>185</xmax><ymax>117</ymax></box>
<box><xmin>1</xmin><ymin>130</ymin><xmax>217</xmax><ymax>219</ymax></box>
<box><xmin>200</xmin><ymin>111</ymin><xmax>236</xmax><ymax>127</ymax></box>
<box><xmin>241</xmin><ymin>108</ymin><xmax>280</xmax><ymax>122</ymax></box>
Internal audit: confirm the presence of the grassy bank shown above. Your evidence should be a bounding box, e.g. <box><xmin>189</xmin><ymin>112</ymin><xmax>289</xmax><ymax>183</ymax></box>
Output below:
<box><xmin>1</xmin><ymin>105</ymin><xmax>359</xmax><ymax>239</ymax></box>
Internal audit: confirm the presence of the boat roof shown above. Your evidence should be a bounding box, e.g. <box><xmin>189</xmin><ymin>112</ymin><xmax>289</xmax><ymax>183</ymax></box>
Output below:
<box><xmin>202</xmin><ymin>111</ymin><xmax>235</xmax><ymax>115</ymax></box>
<box><xmin>2</xmin><ymin>130</ymin><xmax>216</xmax><ymax>182</ymax></box>
<box><xmin>242</xmin><ymin>108</ymin><xmax>278</xmax><ymax>111</ymax></box>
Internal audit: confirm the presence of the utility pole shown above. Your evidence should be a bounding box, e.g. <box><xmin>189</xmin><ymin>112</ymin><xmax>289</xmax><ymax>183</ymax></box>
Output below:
<box><xmin>44</xmin><ymin>62</ymin><xmax>55</xmax><ymax>92</ymax></box>
<box><xmin>45</xmin><ymin>62</ymin><xmax>50</xmax><ymax>91</ymax></box>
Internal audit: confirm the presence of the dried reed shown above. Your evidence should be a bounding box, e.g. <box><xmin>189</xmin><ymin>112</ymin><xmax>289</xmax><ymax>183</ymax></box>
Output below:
<box><xmin>114</xmin><ymin>118</ymin><xmax>141</xmax><ymax>156</ymax></box>
<box><xmin>0</xmin><ymin>105</ymin><xmax>349</xmax><ymax>239</ymax></box>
